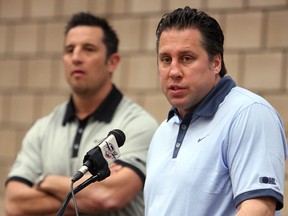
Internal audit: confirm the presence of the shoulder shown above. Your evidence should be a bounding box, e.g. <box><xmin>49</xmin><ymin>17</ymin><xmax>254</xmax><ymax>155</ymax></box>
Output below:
<box><xmin>228</xmin><ymin>87</ymin><xmax>271</xmax><ymax>107</ymax></box>
<box><xmin>111</xmin><ymin>97</ymin><xmax>159</xmax><ymax>144</ymax></box>
<box><xmin>222</xmin><ymin>87</ymin><xmax>278</xmax><ymax>116</ymax></box>
<box><xmin>27</xmin><ymin>101</ymin><xmax>68</xmax><ymax>134</ymax></box>
<box><xmin>116</xmin><ymin>97</ymin><xmax>159</xmax><ymax>126</ymax></box>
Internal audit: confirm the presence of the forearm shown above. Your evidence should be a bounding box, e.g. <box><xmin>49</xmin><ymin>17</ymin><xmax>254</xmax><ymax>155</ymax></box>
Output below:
<box><xmin>40</xmin><ymin>167</ymin><xmax>142</xmax><ymax>214</ymax></box>
<box><xmin>38</xmin><ymin>175</ymin><xmax>75</xmax><ymax>202</ymax></box>
<box><xmin>38</xmin><ymin>174</ymin><xmax>93</xmax><ymax>213</ymax></box>
<box><xmin>71</xmin><ymin>166</ymin><xmax>143</xmax><ymax>214</ymax></box>
<box><xmin>5</xmin><ymin>181</ymin><xmax>65</xmax><ymax>216</ymax></box>
<box><xmin>39</xmin><ymin>166</ymin><xmax>142</xmax><ymax>215</ymax></box>
<box><xmin>38</xmin><ymin>174</ymin><xmax>105</xmax><ymax>214</ymax></box>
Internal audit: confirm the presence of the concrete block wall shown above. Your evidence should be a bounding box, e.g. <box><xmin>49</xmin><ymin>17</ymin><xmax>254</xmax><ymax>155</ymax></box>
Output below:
<box><xmin>0</xmin><ymin>0</ymin><xmax>288</xmax><ymax>215</ymax></box>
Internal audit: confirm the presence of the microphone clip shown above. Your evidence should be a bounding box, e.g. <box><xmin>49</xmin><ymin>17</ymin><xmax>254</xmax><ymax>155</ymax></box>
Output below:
<box><xmin>83</xmin><ymin>147</ymin><xmax>110</xmax><ymax>177</ymax></box>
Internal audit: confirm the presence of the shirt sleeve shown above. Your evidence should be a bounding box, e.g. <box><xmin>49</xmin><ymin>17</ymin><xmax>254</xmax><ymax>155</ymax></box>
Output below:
<box><xmin>6</xmin><ymin>119</ymin><xmax>45</xmax><ymax>186</ymax></box>
<box><xmin>227</xmin><ymin>103</ymin><xmax>287</xmax><ymax>210</ymax></box>
<box><xmin>115</xmin><ymin>110</ymin><xmax>158</xmax><ymax>183</ymax></box>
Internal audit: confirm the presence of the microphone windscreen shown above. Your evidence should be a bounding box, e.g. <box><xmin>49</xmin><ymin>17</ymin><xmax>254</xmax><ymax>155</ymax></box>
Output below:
<box><xmin>108</xmin><ymin>129</ymin><xmax>125</xmax><ymax>147</ymax></box>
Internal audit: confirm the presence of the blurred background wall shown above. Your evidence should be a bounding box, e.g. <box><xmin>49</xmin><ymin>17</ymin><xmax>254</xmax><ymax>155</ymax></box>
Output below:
<box><xmin>0</xmin><ymin>0</ymin><xmax>288</xmax><ymax>215</ymax></box>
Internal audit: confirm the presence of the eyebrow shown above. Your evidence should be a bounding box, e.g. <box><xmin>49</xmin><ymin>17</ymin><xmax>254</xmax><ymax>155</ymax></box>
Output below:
<box><xmin>158</xmin><ymin>49</ymin><xmax>196</xmax><ymax>56</ymax></box>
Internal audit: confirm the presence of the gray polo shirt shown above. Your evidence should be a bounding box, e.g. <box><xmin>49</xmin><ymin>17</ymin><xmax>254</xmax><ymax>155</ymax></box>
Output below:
<box><xmin>7</xmin><ymin>85</ymin><xmax>158</xmax><ymax>216</ymax></box>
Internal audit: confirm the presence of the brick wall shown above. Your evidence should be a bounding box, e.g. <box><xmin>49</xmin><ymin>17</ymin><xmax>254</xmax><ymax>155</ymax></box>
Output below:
<box><xmin>0</xmin><ymin>0</ymin><xmax>288</xmax><ymax>215</ymax></box>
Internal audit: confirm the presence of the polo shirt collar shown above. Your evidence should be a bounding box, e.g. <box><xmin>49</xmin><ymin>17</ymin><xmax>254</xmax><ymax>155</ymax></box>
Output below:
<box><xmin>62</xmin><ymin>85</ymin><xmax>123</xmax><ymax>125</ymax></box>
<box><xmin>168</xmin><ymin>76</ymin><xmax>236</xmax><ymax>121</ymax></box>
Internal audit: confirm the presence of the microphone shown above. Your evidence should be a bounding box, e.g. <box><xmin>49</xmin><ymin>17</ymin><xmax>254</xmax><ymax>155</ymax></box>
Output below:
<box><xmin>71</xmin><ymin>129</ymin><xmax>125</xmax><ymax>182</ymax></box>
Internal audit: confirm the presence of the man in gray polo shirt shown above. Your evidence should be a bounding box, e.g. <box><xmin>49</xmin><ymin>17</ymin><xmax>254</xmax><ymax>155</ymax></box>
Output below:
<box><xmin>5</xmin><ymin>12</ymin><xmax>158</xmax><ymax>216</ymax></box>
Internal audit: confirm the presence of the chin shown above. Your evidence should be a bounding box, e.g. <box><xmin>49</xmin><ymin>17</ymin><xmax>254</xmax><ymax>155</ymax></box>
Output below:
<box><xmin>168</xmin><ymin>99</ymin><xmax>185</xmax><ymax>108</ymax></box>
<box><xmin>72</xmin><ymin>86</ymin><xmax>89</xmax><ymax>95</ymax></box>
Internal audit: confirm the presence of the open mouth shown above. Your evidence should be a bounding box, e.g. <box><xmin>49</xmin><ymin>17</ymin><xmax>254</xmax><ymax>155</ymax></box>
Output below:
<box><xmin>170</xmin><ymin>85</ymin><xmax>182</xmax><ymax>90</ymax></box>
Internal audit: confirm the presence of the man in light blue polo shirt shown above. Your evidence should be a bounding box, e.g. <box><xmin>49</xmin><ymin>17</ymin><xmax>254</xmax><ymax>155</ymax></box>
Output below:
<box><xmin>144</xmin><ymin>6</ymin><xmax>287</xmax><ymax>216</ymax></box>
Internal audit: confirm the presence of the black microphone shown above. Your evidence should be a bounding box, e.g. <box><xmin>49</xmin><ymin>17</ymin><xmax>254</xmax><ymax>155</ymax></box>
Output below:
<box><xmin>71</xmin><ymin>129</ymin><xmax>126</xmax><ymax>182</ymax></box>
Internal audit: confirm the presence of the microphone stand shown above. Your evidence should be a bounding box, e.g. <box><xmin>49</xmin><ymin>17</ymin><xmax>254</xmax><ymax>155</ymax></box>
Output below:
<box><xmin>56</xmin><ymin>168</ymin><xmax>110</xmax><ymax>216</ymax></box>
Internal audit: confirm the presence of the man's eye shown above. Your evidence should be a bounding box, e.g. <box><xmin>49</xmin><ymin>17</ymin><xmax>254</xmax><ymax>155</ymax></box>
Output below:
<box><xmin>161</xmin><ymin>57</ymin><xmax>171</xmax><ymax>63</ymax></box>
<box><xmin>182</xmin><ymin>56</ymin><xmax>192</xmax><ymax>62</ymax></box>
<box><xmin>64</xmin><ymin>47</ymin><xmax>73</xmax><ymax>53</ymax></box>
<box><xmin>84</xmin><ymin>46</ymin><xmax>96</xmax><ymax>52</ymax></box>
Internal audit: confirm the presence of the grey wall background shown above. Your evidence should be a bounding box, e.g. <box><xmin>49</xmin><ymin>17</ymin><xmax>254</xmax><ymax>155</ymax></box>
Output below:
<box><xmin>0</xmin><ymin>0</ymin><xmax>288</xmax><ymax>214</ymax></box>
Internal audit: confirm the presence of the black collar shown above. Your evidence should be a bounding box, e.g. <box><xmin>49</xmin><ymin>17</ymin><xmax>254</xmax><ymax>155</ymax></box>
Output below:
<box><xmin>168</xmin><ymin>76</ymin><xmax>236</xmax><ymax>121</ymax></box>
<box><xmin>62</xmin><ymin>85</ymin><xmax>123</xmax><ymax>126</ymax></box>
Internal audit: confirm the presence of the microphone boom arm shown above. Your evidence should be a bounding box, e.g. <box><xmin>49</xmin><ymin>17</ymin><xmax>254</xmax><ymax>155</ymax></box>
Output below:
<box><xmin>56</xmin><ymin>168</ymin><xmax>110</xmax><ymax>216</ymax></box>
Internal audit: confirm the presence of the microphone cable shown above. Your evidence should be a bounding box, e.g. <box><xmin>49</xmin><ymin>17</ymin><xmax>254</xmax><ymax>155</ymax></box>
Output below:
<box><xmin>71</xmin><ymin>181</ymin><xmax>79</xmax><ymax>216</ymax></box>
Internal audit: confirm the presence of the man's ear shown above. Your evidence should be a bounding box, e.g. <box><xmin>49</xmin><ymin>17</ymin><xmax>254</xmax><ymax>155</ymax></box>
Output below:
<box><xmin>107</xmin><ymin>53</ymin><xmax>120</xmax><ymax>75</ymax></box>
<box><xmin>212</xmin><ymin>54</ymin><xmax>222</xmax><ymax>74</ymax></box>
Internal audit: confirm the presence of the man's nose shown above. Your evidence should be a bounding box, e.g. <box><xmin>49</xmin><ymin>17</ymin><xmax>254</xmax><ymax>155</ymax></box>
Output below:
<box><xmin>169</xmin><ymin>60</ymin><xmax>182</xmax><ymax>80</ymax></box>
<box><xmin>71</xmin><ymin>48</ymin><xmax>83</xmax><ymax>63</ymax></box>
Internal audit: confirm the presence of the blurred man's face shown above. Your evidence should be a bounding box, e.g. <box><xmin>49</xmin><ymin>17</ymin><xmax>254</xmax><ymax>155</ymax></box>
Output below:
<box><xmin>63</xmin><ymin>26</ymin><xmax>113</xmax><ymax>97</ymax></box>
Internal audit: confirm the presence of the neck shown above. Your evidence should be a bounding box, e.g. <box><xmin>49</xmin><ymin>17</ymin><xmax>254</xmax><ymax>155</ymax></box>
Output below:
<box><xmin>72</xmin><ymin>85</ymin><xmax>113</xmax><ymax>120</ymax></box>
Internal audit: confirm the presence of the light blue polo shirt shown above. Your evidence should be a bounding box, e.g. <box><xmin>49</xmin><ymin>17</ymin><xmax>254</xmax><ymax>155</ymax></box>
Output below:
<box><xmin>144</xmin><ymin>76</ymin><xmax>287</xmax><ymax>216</ymax></box>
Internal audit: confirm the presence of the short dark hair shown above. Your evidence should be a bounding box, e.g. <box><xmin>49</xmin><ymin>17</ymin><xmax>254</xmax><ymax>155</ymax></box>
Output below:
<box><xmin>65</xmin><ymin>12</ymin><xmax>119</xmax><ymax>58</ymax></box>
<box><xmin>156</xmin><ymin>6</ymin><xmax>227</xmax><ymax>77</ymax></box>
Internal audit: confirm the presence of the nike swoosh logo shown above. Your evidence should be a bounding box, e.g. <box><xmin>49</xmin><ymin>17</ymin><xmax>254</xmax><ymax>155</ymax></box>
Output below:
<box><xmin>197</xmin><ymin>134</ymin><xmax>210</xmax><ymax>142</ymax></box>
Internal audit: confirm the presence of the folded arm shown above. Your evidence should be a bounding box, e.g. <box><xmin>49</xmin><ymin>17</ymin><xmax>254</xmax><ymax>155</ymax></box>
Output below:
<box><xmin>4</xmin><ymin>181</ymin><xmax>74</xmax><ymax>216</ymax></box>
<box><xmin>38</xmin><ymin>163</ymin><xmax>143</xmax><ymax>214</ymax></box>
